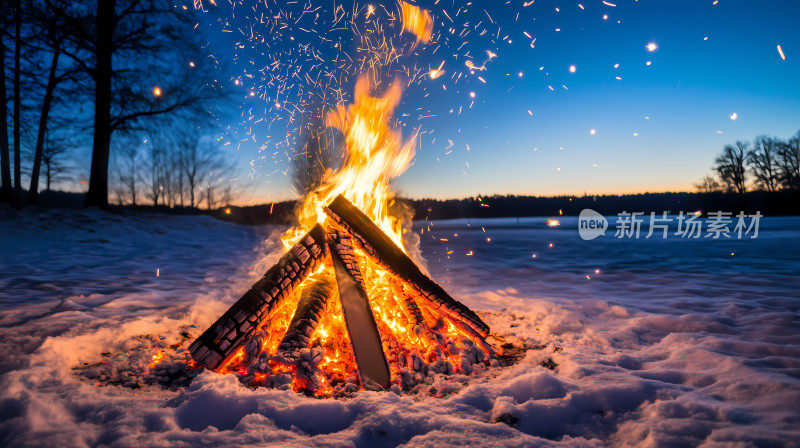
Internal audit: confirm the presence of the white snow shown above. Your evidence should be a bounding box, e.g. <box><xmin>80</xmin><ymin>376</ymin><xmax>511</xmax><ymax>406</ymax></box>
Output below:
<box><xmin>1</xmin><ymin>209</ymin><xmax>799</xmax><ymax>447</ymax></box>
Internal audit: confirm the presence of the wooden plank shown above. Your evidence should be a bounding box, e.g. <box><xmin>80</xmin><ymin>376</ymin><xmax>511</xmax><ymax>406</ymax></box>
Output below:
<box><xmin>329</xmin><ymin>230</ymin><xmax>391</xmax><ymax>391</ymax></box>
<box><xmin>189</xmin><ymin>225</ymin><xmax>328</xmax><ymax>371</ymax></box>
<box><xmin>324</xmin><ymin>195</ymin><xmax>490</xmax><ymax>338</ymax></box>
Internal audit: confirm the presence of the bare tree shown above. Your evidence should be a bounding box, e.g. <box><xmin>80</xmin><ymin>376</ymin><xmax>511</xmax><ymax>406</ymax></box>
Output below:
<box><xmin>292</xmin><ymin>118</ymin><xmax>343</xmax><ymax>196</ymax></box>
<box><xmin>0</xmin><ymin>17</ymin><xmax>11</xmax><ymax>203</ymax></box>
<box><xmin>776</xmin><ymin>131</ymin><xmax>800</xmax><ymax>191</ymax></box>
<box><xmin>25</xmin><ymin>1</ymin><xmax>82</xmax><ymax>205</ymax></box>
<box><xmin>12</xmin><ymin>0</ymin><xmax>22</xmax><ymax>208</ymax></box>
<box><xmin>143</xmin><ymin>145</ymin><xmax>165</xmax><ymax>206</ymax></box>
<box><xmin>221</xmin><ymin>184</ymin><xmax>232</xmax><ymax>207</ymax></box>
<box><xmin>747</xmin><ymin>136</ymin><xmax>779</xmax><ymax>192</ymax></box>
<box><xmin>204</xmin><ymin>180</ymin><xmax>216</xmax><ymax>211</ymax></box>
<box><xmin>179</xmin><ymin>134</ymin><xmax>229</xmax><ymax>209</ymax></box>
<box><xmin>694</xmin><ymin>174</ymin><xmax>721</xmax><ymax>193</ymax></box>
<box><xmin>44</xmin><ymin>0</ymin><xmax>227</xmax><ymax>209</ymax></box>
<box><xmin>40</xmin><ymin>137</ymin><xmax>70</xmax><ymax>192</ymax></box>
<box><xmin>715</xmin><ymin>141</ymin><xmax>748</xmax><ymax>196</ymax></box>
<box><xmin>115</xmin><ymin>144</ymin><xmax>140</xmax><ymax>205</ymax></box>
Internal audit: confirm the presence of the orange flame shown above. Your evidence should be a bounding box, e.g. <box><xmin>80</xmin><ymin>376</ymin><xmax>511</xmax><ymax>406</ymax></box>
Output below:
<box><xmin>400</xmin><ymin>1</ymin><xmax>433</xmax><ymax>43</ymax></box>
<box><xmin>283</xmin><ymin>75</ymin><xmax>416</xmax><ymax>251</ymax></box>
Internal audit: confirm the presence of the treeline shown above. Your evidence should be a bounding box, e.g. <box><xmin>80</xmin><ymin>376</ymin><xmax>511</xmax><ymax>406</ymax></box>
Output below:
<box><xmin>697</xmin><ymin>130</ymin><xmax>800</xmax><ymax>195</ymax></box>
<box><xmin>406</xmin><ymin>191</ymin><xmax>800</xmax><ymax>221</ymax></box>
<box><xmin>1</xmin><ymin>0</ymin><xmax>231</xmax><ymax>211</ymax></box>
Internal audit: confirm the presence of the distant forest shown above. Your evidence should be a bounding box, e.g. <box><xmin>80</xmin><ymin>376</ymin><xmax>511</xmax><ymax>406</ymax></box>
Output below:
<box><xmin>219</xmin><ymin>190</ymin><xmax>800</xmax><ymax>226</ymax></box>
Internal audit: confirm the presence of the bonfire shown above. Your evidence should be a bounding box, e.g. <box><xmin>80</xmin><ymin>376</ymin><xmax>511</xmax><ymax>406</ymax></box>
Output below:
<box><xmin>189</xmin><ymin>74</ymin><xmax>497</xmax><ymax>396</ymax></box>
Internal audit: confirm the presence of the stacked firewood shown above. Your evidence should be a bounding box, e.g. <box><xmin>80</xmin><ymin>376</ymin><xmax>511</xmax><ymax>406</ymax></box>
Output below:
<box><xmin>189</xmin><ymin>195</ymin><xmax>496</xmax><ymax>396</ymax></box>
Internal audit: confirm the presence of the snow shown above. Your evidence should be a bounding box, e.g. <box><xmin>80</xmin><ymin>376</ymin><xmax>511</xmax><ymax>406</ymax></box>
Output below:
<box><xmin>1</xmin><ymin>209</ymin><xmax>799</xmax><ymax>447</ymax></box>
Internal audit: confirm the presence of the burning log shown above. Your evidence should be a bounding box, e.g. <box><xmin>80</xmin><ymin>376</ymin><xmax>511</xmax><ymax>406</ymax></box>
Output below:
<box><xmin>390</xmin><ymin>279</ymin><xmax>436</xmax><ymax>343</ymax></box>
<box><xmin>329</xmin><ymin>230</ymin><xmax>392</xmax><ymax>391</ymax></box>
<box><xmin>324</xmin><ymin>195</ymin><xmax>490</xmax><ymax>339</ymax></box>
<box><xmin>190</xmin><ymin>197</ymin><xmax>495</xmax><ymax>394</ymax></box>
<box><xmin>276</xmin><ymin>278</ymin><xmax>334</xmax><ymax>359</ymax></box>
<box><xmin>189</xmin><ymin>225</ymin><xmax>328</xmax><ymax>371</ymax></box>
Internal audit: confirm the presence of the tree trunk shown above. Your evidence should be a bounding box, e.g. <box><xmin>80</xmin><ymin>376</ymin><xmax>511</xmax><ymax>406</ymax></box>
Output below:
<box><xmin>13</xmin><ymin>0</ymin><xmax>22</xmax><ymax>208</ymax></box>
<box><xmin>85</xmin><ymin>0</ymin><xmax>114</xmax><ymax>209</ymax></box>
<box><xmin>45</xmin><ymin>157</ymin><xmax>51</xmax><ymax>191</ymax></box>
<box><xmin>28</xmin><ymin>46</ymin><xmax>61</xmax><ymax>205</ymax></box>
<box><xmin>0</xmin><ymin>36</ymin><xmax>11</xmax><ymax>203</ymax></box>
<box><xmin>189</xmin><ymin>177</ymin><xmax>195</xmax><ymax>208</ymax></box>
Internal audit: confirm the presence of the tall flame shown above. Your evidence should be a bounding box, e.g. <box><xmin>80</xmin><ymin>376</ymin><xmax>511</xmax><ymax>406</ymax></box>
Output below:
<box><xmin>283</xmin><ymin>75</ymin><xmax>416</xmax><ymax>251</ymax></box>
<box><xmin>400</xmin><ymin>1</ymin><xmax>433</xmax><ymax>43</ymax></box>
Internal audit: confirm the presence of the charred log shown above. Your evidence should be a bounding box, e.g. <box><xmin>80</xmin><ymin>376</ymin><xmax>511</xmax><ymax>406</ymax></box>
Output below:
<box><xmin>277</xmin><ymin>278</ymin><xmax>335</xmax><ymax>359</ymax></box>
<box><xmin>324</xmin><ymin>195</ymin><xmax>490</xmax><ymax>338</ymax></box>
<box><xmin>189</xmin><ymin>225</ymin><xmax>328</xmax><ymax>371</ymax></box>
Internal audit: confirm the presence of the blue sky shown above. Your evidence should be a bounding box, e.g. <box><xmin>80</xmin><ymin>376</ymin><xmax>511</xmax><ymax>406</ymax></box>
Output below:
<box><xmin>199</xmin><ymin>0</ymin><xmax>800</xmax><ymax>203</ymax></box>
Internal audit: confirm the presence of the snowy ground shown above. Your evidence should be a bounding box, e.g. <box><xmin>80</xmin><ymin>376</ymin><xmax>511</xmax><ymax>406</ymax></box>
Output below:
<box><xmin>1</xmin><ymin>208</ymin><xmax>799</xmax><ymax>447</ymax></box>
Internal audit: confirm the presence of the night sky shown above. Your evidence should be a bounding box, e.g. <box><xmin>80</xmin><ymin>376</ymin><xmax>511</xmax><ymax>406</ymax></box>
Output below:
<box><xmin>197</xmin><ymin>0</ymin><xmax>800</xmax><ymax>203</ymax></box>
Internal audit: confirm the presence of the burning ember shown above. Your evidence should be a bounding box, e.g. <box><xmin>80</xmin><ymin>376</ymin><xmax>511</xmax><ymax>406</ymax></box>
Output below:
<box><xmin>189</xmin><ymin>74</ymin><xmax>497</xmax><ymax>397</ymax></box>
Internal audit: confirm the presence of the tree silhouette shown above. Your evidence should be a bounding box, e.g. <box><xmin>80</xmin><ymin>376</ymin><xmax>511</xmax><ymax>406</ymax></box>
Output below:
<box><xmin>715</xmin><ymin>141</ymin><xmax>748</xmax><ymax>196</ymax></box>
<box><xmin>0</xmin><ymin>13</ymin><xmax>12</xmax><ymax>203</ymax></box>
<box><xmin>44</xmin><ymin>0</ymin><xmax>226</xmax><ymax>209</ymax></box>
<box><xmin>775</xmin><ymin>131</ymin><xmax>800</xmax><ymax>191</ymax></box>
<box><xmin>748</xmin><ymin>136</ymin><xmax>779</xmax><ymax>192</ymax></box>
<box><xmin>693</xmin><ymin>174</ymin><xmax>721</xmax><ymax>193</ymax></box>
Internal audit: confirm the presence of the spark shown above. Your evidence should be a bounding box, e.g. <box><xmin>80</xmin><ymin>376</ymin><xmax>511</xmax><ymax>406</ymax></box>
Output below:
<box><xmin>156</xmin><ymin>268</ymin><xmax>160</xmax><ymax>277</ymax></box>
<box><xmin>730</xmin><ymin>112</ymin><xmax>738</xmax><ymax>121</ymax></box>
<box><xmin>569</xmin><ymin>65</ymin><xmax>576</xmax><ymax>73</ymax></box>
<box><xmin>602</xmin><ymin>1</ymin><xmax>617</xmax><ymax>6</ymax></box>
<box><xmin>590</xmin><ymin>129</ymin><xmax>596</xmax><ymax>135</ymax></box>
<box><xmin>152</xmin><ymin>86</ymin><xmax>162</xmax><ymax>96</ymax></box>
<box><xmin>646</xmin><ymin>42</ymin><xmax>658</xmax><ymax>52</ymax></box>
<box><xmin>777</xmin><ymin>45</ymin><xmax>786</xmax><ymax>60</ymax></box>
<box><xmin>547</xmin><ymin>219</ymin><xmax>560</xmax><ymax>227</ymax></box>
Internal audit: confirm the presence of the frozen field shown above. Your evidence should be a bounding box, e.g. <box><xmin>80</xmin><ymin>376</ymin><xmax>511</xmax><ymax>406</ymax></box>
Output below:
<box><xmin>1</xmin><ymin>208</ymin><xmax>799</xmax><ymax>447</ymax></box>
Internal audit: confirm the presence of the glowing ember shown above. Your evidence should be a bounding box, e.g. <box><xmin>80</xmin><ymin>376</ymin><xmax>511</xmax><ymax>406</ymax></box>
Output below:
<box><xmin>149</xmin><ymin>351</ymin><xmax>165</xmax><ymax>368</ymax></box>
<box><xmin>646</xmin><ymin>42</ymin><xmax>658</xmax><ymax>52</ymax></box>
<box><xmin>547</xmin><ymin>219</ymin><xmax>561</xmax><ymax>227</ymax></box>
<box><xmin>152</xmin><ymin>86</ymin><xmax>162</xmax><ymax>96</ymax></box>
